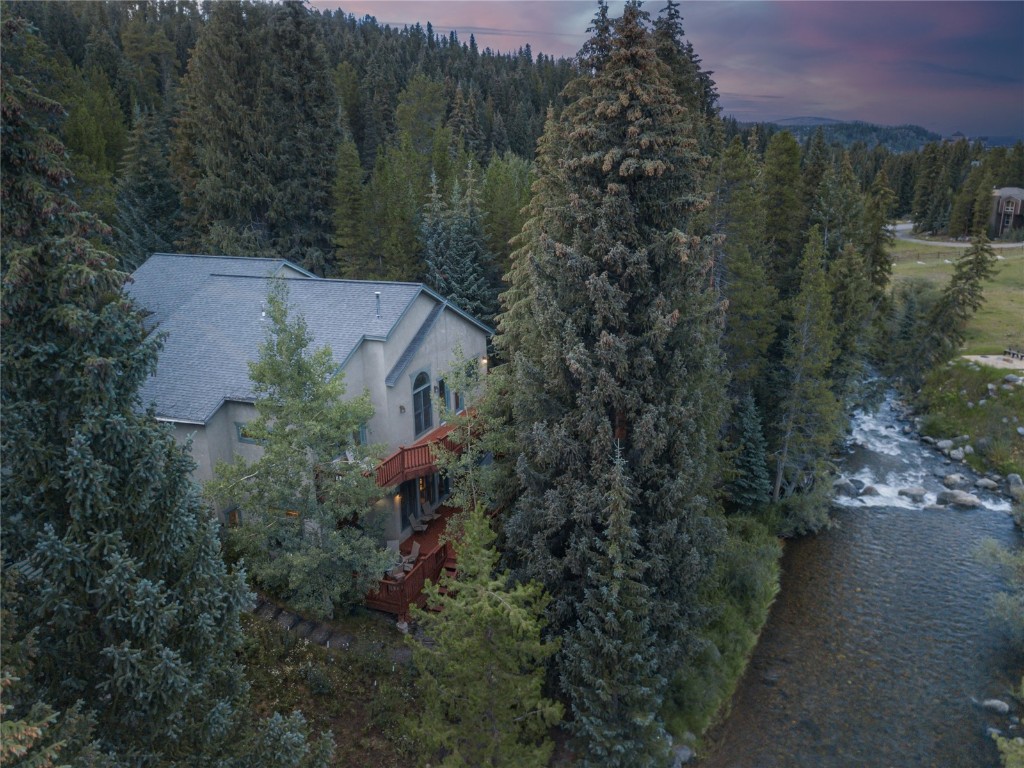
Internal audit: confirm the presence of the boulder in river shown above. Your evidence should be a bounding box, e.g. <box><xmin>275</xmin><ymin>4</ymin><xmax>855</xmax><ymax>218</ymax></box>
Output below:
<box><xmin>833</xmin><ymin>477</ymin><xmax>858</xmax><ymax>497</ymax></box>
<box><xmin>1005</xmin><ymin>373</ymin><xmax>1022</xmax><ymax>384</ymax></box>
<box><xmin>943</xmin><ymin>473</ymin><xmax>969</xmax><ymax>488</ymax></box>
<box><xmin>975</xmin><ymin>478</ymin><xmax>999</xmax><ymax>491</ymax></box>
<box><xmin>936</xmin><ymin>489</ymin><xmax>982</xmax><ymax>508</ymax></box>
<box><xmin>936</xmin><ymin>439</ymin><xmax>955</xmax><ymax>451</ymax></box>
<box><xmin>983</xmin><ymin>699</ymin><xmax>1011</xmax><ymax>715</ymax></box>
<box><xmin>898</xmin><ymin>487</ymin><xmax>927</xmax><ymax>501</ymax></box>
<box><xmin>1008</xmin><ymin>474</ymin><xmax>1024</xmax><ymax>502</ymax></box>
<box><xmin>949</xmin><ymin>448</ymin><xmax>965</xmax><ymax>461</ymax></box>
<box><xmin>860</xmin><ymin>485</ymin><xmax>881</xmax><ymax>496</ymax></box>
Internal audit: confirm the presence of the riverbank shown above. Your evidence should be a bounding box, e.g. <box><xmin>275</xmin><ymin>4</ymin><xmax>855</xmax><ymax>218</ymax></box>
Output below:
<box><xmin>699</xmin><ymin>393</ymin><xmax>1022</xmax><ymax>767</ymax></box>
<box><xmin>913</xmin><ymin>359</ymin><xmax>1024</xmax><ymax>479</ymax></box>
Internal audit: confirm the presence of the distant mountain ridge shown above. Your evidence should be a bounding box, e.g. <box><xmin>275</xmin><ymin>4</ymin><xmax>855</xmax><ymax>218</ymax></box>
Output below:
<box><xmin>763</xmin><ymin>118</ymin><xmax>941</xmax><ymax>152</ymax></box>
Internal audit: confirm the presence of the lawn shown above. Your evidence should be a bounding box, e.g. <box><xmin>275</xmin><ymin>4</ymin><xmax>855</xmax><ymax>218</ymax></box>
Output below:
<box><xmin>890</xmin><ymin>239</ymin><xmax>1024</xmax><ymax>354</ymax></box>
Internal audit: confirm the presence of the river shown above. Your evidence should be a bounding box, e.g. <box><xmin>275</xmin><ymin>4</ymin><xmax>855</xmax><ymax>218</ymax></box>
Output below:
<box><xmin>700</xmin><ymin>393</ymin><xmax>1023</xmax><ymax>768</ymax></box>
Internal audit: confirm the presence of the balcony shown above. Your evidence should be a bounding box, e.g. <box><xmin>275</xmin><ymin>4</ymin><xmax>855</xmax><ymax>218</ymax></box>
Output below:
<box><xmin>364</xmin><ymin>504</ymin><xmax>459</xmax><ymax>621</ymax></box>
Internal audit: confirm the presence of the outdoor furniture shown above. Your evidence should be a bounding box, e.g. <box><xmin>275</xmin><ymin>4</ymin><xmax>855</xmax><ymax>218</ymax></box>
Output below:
<box><xmin>401</xmin><ymin>541</ymin><xmax>421</xmax><ymax>571</ymax></box>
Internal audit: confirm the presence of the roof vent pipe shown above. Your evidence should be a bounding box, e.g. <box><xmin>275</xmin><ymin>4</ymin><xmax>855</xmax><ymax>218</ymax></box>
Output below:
<box><xmin>375</xmin><ymin>291</ymin><xmax>381</xmax><ymax>319</ymax></box>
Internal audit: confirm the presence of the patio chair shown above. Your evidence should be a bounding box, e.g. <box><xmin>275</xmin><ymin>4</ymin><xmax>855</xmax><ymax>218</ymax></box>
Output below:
<box><xmin>401</xmin><ymin>541</ymin><xmax>421</xmax><ymax>571</ymax></box>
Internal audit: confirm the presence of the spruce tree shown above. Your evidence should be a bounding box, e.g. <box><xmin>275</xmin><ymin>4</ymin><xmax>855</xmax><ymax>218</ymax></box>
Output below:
<box><xmin>498</xmin><ymin>3</ymin><xmax>725</xmax><ymax>754</ymax></box>
<box><xmin>1</xmin><ymin>19</ymin><xmax>331</xmax><ymax>764</ymax></box>
<box><xmin>114</xmin><ymin>108</ymin><xmax>179</xmax><ymax>271</ymax></box>
<box><xmin>421</xmin><ymin>169</ymin><xmax>497</xmax><ymax>321</ymax></box>
<box><xmin>860</xmin><ymin>169</ymin><xmax>897</xmax><ymax>306</ymax></box>
<box><xmin>559</xmin><ymin>450</ymin><xmax>669</xmax><ymax>768</ymax></box>
<box><xmin>727</xmin><ymin>392</ymin><xmax>772</xmax><ymax>515</ymax></box>
<box><xmin>407</xmin><ymin>506</ymin><xmax>562</xmax><ymax>768</ymax></box>
<box><xmin>922</xmin><ymin>234</ymin><xmax>999</xmax><ymax>367</ymax></box>
<box><xmin>717</xmin><ymin>135</ymin><xmax>778</xmax><ymax>395</ymax></box>
<box><xmin>330</xmin><ymin>136</ymin><xmax>367</xmax><ymax>278</ymax></box>
<box><xmin>770</xmin><ymin>228</ymin><xmax>841</xmax><ymax>530</ymax></box>
<box><xmin>762</xmin><ymin>131</ymin><xmax>806</xmax><ymax>298</ymax></box>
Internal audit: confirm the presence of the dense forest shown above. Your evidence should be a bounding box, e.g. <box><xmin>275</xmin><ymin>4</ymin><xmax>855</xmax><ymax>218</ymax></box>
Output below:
<box><xmin>2</xmin><ymin>1</ymin><xmax>1022</xmax><ymax>766</ymax></box>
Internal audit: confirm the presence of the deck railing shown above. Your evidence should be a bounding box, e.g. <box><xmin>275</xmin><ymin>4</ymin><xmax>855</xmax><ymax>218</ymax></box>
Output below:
<box><xmin>364</xmin><ymin>540</ymin><xmax>449</xmax><ymax>619</ymax></box>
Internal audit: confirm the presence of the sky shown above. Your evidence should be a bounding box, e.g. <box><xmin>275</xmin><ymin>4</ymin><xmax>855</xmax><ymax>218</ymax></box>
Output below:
<box><xmin>311</xmin><ymin>1</ymin><xmax>1024</xmax><ymax>139</ymax></box>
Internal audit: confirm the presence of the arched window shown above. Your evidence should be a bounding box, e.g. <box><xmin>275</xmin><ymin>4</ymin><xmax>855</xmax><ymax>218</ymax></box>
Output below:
<box><xmin>413</xmin><ymin>371</ymin><xmax>432</xmax><ymax>435</ymax></box>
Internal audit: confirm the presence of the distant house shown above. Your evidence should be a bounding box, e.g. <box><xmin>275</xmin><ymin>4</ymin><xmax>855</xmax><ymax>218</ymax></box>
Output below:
<box><xmin>989</xmin><ymin>187</ymin><xmax>1024</xmax><ymax>238</ymax></box>
<box><xmin>127</xmin><ymin>253</ymin><xmax>492</xmax><ymax>541</ymax></box>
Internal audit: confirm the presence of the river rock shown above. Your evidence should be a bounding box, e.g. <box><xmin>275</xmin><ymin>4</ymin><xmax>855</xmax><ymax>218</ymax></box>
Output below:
<box><xmin>964</xmin><ymin>445</ymin><xmax>974</xmax><ymax>455</ymax></box>
<box><xmin>975</xmin><ymin>478</ymin><xmax>999</xmax><ymax>491</ymax></box>
<box><xmin>860</xmin><ymin>485</ymin><xmax>881</xmax><ymax>496</ymax></box>
<box><xmin>943</xmin><ymin>473</ymin><xmax>968</xmax><ymax>488</ymax></box>
<box><xmin>833</xmin><ymin>477</ymin><xmax>858</xmax><ymax>497</ymax></box>
<box><xmin>983</xmin><ymin>699</ymin><xmax>1011</xmax><ymax>715</ymax></box>
<box><xmin>1003</xmin><ymin>384</ymin><xmax>1016</xmax><ymax>392</ymax></box>
<box><xmin>936</xmin><ymin>439</ymin><xmax>955</xmax><ymax>451</ymax></box>
<box><xmin>1006</xmin><ymin>374</ymin><xmax>1022</xmax><ymax>384</ymax></box>
<box><xmin>936</xmin><ymin>489</ymin><xmax>982</xmax><ymax>508</ymax></box>
<box><xmin>1008</xmin><ymin>474</ymin><xmax>1024</xmax><ymax>502</ymax></box>
<box><xmin>1017</xmin><ymin>426</ymin><xmax>1024</xmax><ymax>438</ymax></box>
<box><xmin>921</xmin><ymin>436</ymin><xmax>936</xmax><ymax>445</ymax></box>
<box><xmin>949</xmin><ymin>447</ymin><xmax>965</xmax><ymax>461</ymax></box>
<box><xmin>898</xmin><ymin>487</ymin><xmax>927</xmax><ymax>501</ymax></box>
<box><xmin>670</xmin><ymin>744</ymin><xmax>695</xmax><ymax>767</ymax></box>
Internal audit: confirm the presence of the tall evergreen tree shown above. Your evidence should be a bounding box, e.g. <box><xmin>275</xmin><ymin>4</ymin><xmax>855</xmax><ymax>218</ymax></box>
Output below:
<box><xmin>498</xmin><ymin>4</ymin><xmax>725</xmax><ymax>754</ymax></box>
<box><xmin>923</xmin><ymin>234</ymin><xmax>999</xmax><ymax>365</ymax></box>
<box><xmin>330</xmin><ymin>136</ymin><xmax>367</xmax><ymax>278</ymax></box>
<box><xmin>770</xmin><ymin>228</ymin><xmax>840</xmax><ymax>530</ymax></box>
<box><xmin>407</xmin><ymin>506</ymin><xmax>562</xmax><ymax>768</ymax></box>
<box><xmin>762</xmin><ymin>131</ymin><xmax>805</xmax><ymax>298</ymax></box>
<box><xmin>114</xmin><ymin>107</ymin><xmax>179</xmax><ymax>270</ymax></box>
<box><xmin>1</xmin><ymin>19</ymin><xmax>331</xmax><ymax>765</ymax></box>
<box><xmin>860</xmin><ymin>169</ymin><xmax>897</xmax><ymax>305</ymax></box>
<box><xmin>559</xmin><ymin>450</ymin><xmax>669</xmax><ymax>767</ymax></box>
<box><xmin>717</xmin><ymin>135</ymin><xmax>778</xmax><ymax>395</ymax></box>
<box><xmin>421</xmin><ymin>169</ymin><xmax>497</xmax><ymax>321</ymax></box>
<box><xmin>727</xmin><ymin>392</ymin><xmax>772</xmax><ymax>516</ymax></box>
<box><xmin>173</xmin><ymin>1</ymin><xmax>338</xmax><ymax>272</ymax></box>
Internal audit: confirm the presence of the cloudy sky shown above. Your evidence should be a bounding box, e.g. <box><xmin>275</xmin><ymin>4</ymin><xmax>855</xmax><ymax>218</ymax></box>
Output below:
<box><xmin>312</xmin><ymin>1</ymin><xmax>1024</xmax><ymax>139</ymax></box>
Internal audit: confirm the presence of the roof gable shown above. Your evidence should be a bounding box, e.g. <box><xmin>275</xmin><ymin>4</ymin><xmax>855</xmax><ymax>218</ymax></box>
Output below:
<box><xmin>127</xmin><ymin>254</ymin><xmax>493</xmax><ymax>424</ymax></box>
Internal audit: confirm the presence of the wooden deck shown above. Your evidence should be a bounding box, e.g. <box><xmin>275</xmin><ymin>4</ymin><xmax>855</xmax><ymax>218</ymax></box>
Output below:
<box><xmin>364</xmin><ymin>505</ymin><xmax>460</xmax><ymax>621</ymax></box>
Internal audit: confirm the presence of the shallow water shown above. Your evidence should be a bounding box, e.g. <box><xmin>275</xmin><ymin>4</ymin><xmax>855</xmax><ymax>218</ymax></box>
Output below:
<box><xmin>701</xmin><ymin>394</ymin><xmax>1022</xmax><ymax>768</ymax></box>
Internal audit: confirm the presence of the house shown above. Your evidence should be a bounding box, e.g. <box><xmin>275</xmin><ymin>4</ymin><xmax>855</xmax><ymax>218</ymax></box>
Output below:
<box><xmin>989</xmin><ymin>187</ymin><xmax>1024</xmax><ymax>238</ymax></box>
<box><xmin>127</xmin><ymin>253</ymin><xmax>492</xmax><ymax>542</ymax></box>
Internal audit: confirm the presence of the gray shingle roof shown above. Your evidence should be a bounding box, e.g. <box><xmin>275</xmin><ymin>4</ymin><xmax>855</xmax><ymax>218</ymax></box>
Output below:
<box><xmin>128</xmin><ymin>254</ymin><xmax>422</xmax><ymax>424</ymax></box>
<box><xmin>129</xmin><ymin>253</ymin><xmax>314</xmax><ymax>329</ymax></box>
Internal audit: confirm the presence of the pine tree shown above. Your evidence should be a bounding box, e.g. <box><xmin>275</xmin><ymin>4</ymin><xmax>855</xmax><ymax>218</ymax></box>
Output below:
<box><xmin>330</xmin><ymin>136</ymin><xmax>367</xmax><ymax>278</ymax></box>
<box><xmin>207</xmin><ymin>282</ymin><xmax>388</xmax><ymax>620</ymax></box>
<box><xmin>827</xmin><ymin>243</ymin><xmax>873</xmax><ymax>403</ymax></box>
<box><xmin>114</xmin><ymin>108</ymin><xmax>179</xmax><ymax>270</ymax></box>
<box><xmin>559</xmin><ymin>450</ymin><xmax>669</xmax><ymax>768</ymax></box>
<box><xmin>762</xmin><ymin>131</ymin><xmax>806</xmax><ymax>298</ymax></box>
<box><xmin>173</xmin><ymin>1</ymin><xmax>338</xmax><ymax>271</ymax></box>
<box><xmin>717</xmin><ymin>135</ymin><xmax>778</xmax><ymax>394</ymax></box>
<box><xmin>727</xmin><ymin>392</ymin><xmax>772</xmax><ymax>515</ymax></box>
<box><xmin>480</xmin><ymin>151</ymin><xmax>534</xmax><ymax>276</ymax></box>
<box><xmin>498</xmin><ymin>3</ymin><xmax>725</xmax><ymax>754</ymax></box>
<box><xmin>810</xmin><ymin>153</ymin><xmax>863</xmax><ymax>261</ymax></box>
<box><xmin>1</xmin><ymin>19</ymin><xmax>331</xmax><ymax>764</ymax></box>
<box><xmin>770</xmin><ymin>228</ymin><xmax>841</xmax><ymax>529</ymax></box>
<box><xmin>407</xmin><ymin>506</ymin><xmax>562</xmax><ymax>768</ymax></box>
<box><xmin>923</xmin><ymin>234</ymin><xmax>999</xmax><ymax>366</ymax></box>
<box><xmin>860</xmin><ymin>169</ymin><xmax>897</xmax><ymax>305</ymax></box>
<box><xmin>421</xmin><ymin>168</ymin><xmax>497</xmax><ymax>321</ymax></box>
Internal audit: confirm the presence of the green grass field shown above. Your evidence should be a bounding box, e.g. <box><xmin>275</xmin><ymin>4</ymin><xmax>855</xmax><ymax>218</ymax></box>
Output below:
<box><xmin>890</xmin><ymin>239</ymin><xmax>1024</xmax><ymax>354</ymax></box>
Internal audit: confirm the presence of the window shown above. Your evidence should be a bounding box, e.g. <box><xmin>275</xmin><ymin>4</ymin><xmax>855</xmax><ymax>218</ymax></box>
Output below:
<box><xmin>437</xmin><ymin>379</ymin><xmax>449</xmax><ymax>414</ymax></box>
<box><xmin>350</xmin><ymin>423</ymin><xmax>368</xmax><ymax>446</ymax></box>
<box><xmin>235</xmin><ymin>422</ymin><xmax>260</xmax><ymax>444</ymax></box>
<box><xmin>413</xmin><ymin>372</ymin><xmax>432</xmax><ymax>435</ymax></box>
